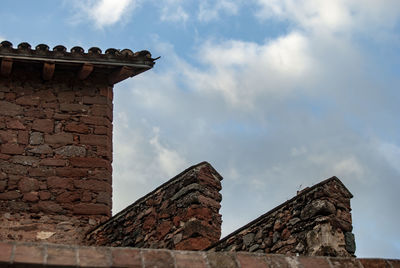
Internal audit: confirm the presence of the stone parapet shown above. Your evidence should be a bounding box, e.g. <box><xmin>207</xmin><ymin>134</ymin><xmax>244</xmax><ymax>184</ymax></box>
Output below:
<box><xmin>0</xmin><ymin>241</ymin><xmax>397</xmax><ymax>268</ymax></box>
<box><xmin>209</xmin><ymin>177</ymin><xmax>355</xmax><ymax>257</ymax></box>
<box><xmin>86</xmin><ymin>162</ymin><xmax>223</xmax><ymax>250</ymax></box>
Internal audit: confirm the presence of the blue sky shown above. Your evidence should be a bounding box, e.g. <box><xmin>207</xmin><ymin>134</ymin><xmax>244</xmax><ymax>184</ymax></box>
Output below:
<box><xmin>2</xmin><ymin>0</ymin><xmax>400</xmax><ymax>258</ymax></box>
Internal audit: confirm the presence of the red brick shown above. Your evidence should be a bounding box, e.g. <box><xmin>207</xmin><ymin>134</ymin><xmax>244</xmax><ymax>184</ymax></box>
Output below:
<box><xmin>15</xmin><ymin>95</ymin><xmax>40</xmax><ymax>106</ymax></box>
<box><xmin>47</xmin><ymin>245</ymin><xmax>77</xmax><ymax>266</ymax></box>
<box><xmin>37</xmin><ymin>201</ymin><xmax>63</xmax><ymax>213</ymax></box>
<box><xmin>39</xmin><ymin>191</ymin><xmax>51</xmax><ymax>200</ymax></box>
<box><xmin>56</xmin><ymin>191</ymin><xmax>80</xmax><ymax>203</ymax></box>
<box><xmin>58</xmin><ymin>91</ymin><xmax>76</xmax><ymax>102</ymax></box>
<box><xmin>60</xmin><ymin>103</ymin><xmax>89</xmax><ymax>112</ymax></box>
<box><xmin>112</xmin><ymin>248</ymin><xmax>142</xmax><ymax>268</ymax></box>
<box><xmin>92</xmin><ymin>104</ymin><xmax>112</xmax><ymax>120</ymax></box>
<box><xmin>40</xmin><ymin>158</ymin><xmax>67</xmax><ymax>167</ymax></box>
<box><xmin>0</xmin><ymin>101</ymin><xmax>22</xmax><ymax>116</ymax></box>
<box><xmin>143</xmin><ymin>250</ymin><xmax>174</xmax><ymax>268</ymax></box>
<box><xmin>0</xmin><ymin>191</ymin><xmax>21</xmax><ymax>200</ymax></box>
<box><xmin>299</xmin><ymin>256</ymin><xmax>331</xmax><ymax>268</ymax></box>
<box><xmin>198</xmin><ymin>195</ymin><xmax>221</xmax><ymax>209</ymax></box>
<box><xmin>0</xmin><ymin>153</ymin><xmax>11</xmax><ymax>160</ymax></box>
<box><xmin>236</xmin><ymin>253</ymin><xmax>268</xmax><ymax>268</ymax></box>
<box><xmin>156</xmin><ymin>221</ymin><xmax>173</xmax><ymax>239</ymax></box>
<box><xmin>18</xmin><ymin>130</ymin><xmax>29</xmax><ymax>144</ymax></box>
<box><xmin>0</xmin><ymin>130</ymin><xmax>17</xmax><ymax>143</ymax></box>
<box><xmin>0</xmin><ymin>242</ymin><xmax>13</xmax><ymax>263</ymax></box>
<box><xmin>6</xmin><ymin>119</ymin><xmax>25</xmax><ymax>130</ymax></box>
<box><xmin>1</xmin><ymin>143</ymin><xmax>24</xmax><ymax>154</ymax></box>
<box><xmin>80</xmin><ymin>116</ymin><xmax>110</xmax><ymax>126</ymax></box>
<box><xmin>18</xmin><ymin>177</ymin><xmax>39</xmax><ymax>193</ymax></box>
<box><xmin>5</xmin><ymin>92</ymin><xmax>16</xmax><ymax>100</ymax></box>
<box><xmin>29</xmin><ymin>167</ymin><xmax>55</xmax><ymax>177</ymax></box>
<box><xmin>23</xmin><ymin>192</ymin><xmax>39</xmax><ymax>202</ymax></box>
<box><xmin>389</xmin><ymin>260</ymin><xmax>400</xmax><ymax>268</ymax></box>
<box><xmin>69</xmin><ymin>157</ymin><xmax>109</xmax><ymax>168</ymax></box>
<box><xmin>186</xmin><ymin>207</ymin><xmax>213</xmax><ymax>221</ymax></box>
<box><xmin>359</xmin><ymin>259</ymin><xmax>391</xmax><ymax>268</ymax></box>
<box><xmin>45</xmin><ymin>133</ymin><xmax>73</xmax><ymax>144</ymax></box>
<box><xmin>80</xmin><ymin>134</ymin><xmax>109</xmax><ymax>146</ymax></box>
<box><xmin>47</xmin><ymin>177</ymin><xmax>74</xmax><ymax>190</ymax></box>
<box><xmin>79</xmin><ymin>247</ymin><xmax>111</xmax><ymax>267</ymax></box>
<box><xmin>32</xmin><ymin>119</ymin><xmax>54</xmax><ymax>133</ymax></box>
<box><xmin>74</xmin><ymin>179</ymin><xmax>111</xmax><ymax>192</ymax></box>
<box><xmin>264</xmin><ymin>255</ymin><xmax>294</xmax><ymax>267</ymax></box>
<box><xmin>14</xmin><ymin>244</ymin><xmax>44</xmax><ymax>265</ymax></box>
<box><xmin>207</xmin><ymin>252</ymin><xmax>238</xmax><ymax>268</ymax></box>
<box><xmin>54</xmin><ymin>113</ymin><xmax>71</xmax><ymax>120</ymax></box>
<box><xmin>83</xmin><ymin>95</ymin><xmax>108</xmax><ymax>104</ymax></box>
<box><xmin>65</xmin><ymin>123</ymin><xmax>90</xmax><ymax>134</ymax></box>
<box><xmin>56</xmin><ymin>167</ymin><xmax>88</xmax><ymax>177</ymax></box>
<box><xmin>143</xmin><ymin>215</ymin><xmax>157</xmax><ymax>231</ymax></box>
<box><xmin>175</xmin><ymin>252</ymin><xmax>207</xmax><ymax>268</ymax></box>
<box><xmin>94</xmin><ymin>126</ymin><xmax>108</xmax><ymax>135</ymax></box>
<box><xmin>329</xmin><ymin>258</ymin><xmax>362</xmax><ymax>268</ymax></box>
<box><xmin>73</xmin><ymin>203</ymin><xmax>109</xmax><ymax>215</ymax></box>
<box><xmin>100</xmin><ymin>87</ymin><xmax>113</xmax><ymax>101</ymax></box>
<box><xmin>175</xmin><ymin>237</ymin><xmax>212</xmax><ymax>251</ymax></box>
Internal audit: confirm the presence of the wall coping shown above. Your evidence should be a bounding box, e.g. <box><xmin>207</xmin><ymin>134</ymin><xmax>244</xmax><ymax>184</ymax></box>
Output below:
<box><xmin>0</xmin><ymin>240</ymin><xmax>397</xmax><ymax>267</ymax></box>
<box><xmin>208</xmin><ymin>176</ymin><xmax>353</xmax><ymax>249</ymax></box>
<box><xmin>87</xmin><ymin>161</ymin><xmax>223</xmax><ymax>234</ymax></box>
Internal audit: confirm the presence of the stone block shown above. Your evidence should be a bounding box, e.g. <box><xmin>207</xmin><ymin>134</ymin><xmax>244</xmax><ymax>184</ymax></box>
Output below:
<box><xmin>13</xmin><ymin>244</ymin><xmax>44</xmax><ymax>265</ymax></box>
<box><xmin>78</xmin><ymin>247</ymin><xmax>112</xmax><ymax>267</ymax></box>
<box><xmin>47</xmin><ymin>245</ymin><xmax>77</xmax><ymax>266</ymax></box>
<box><xmin>111</xmin><ymin>248</ymin><xmax>142</xmax><ymax>268</ymax></box>
<box><xmin>32</xmin><ymin>119</ymin><xmax>54</xmax><ymax>133</ymax></box>
<box><xmin>142</xmin><ymin>250</ymin><xmax>175</xmax><ymax>268</ymax></box>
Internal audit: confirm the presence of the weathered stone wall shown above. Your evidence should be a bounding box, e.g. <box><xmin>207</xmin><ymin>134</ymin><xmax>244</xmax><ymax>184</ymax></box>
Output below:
<box><xmin>209</xmin><ymin>177</ymin><xmax>355</xmax><ymax>257</ymax></box>
<box><xmin>0</xmin><ymin>65</ymin><xmax>113</xmax><ymax>244</ymax></box>
<box><xmin>86</xmin><ymin>162</ymin><xmax>223</xmax><ymax>251</ymax></box>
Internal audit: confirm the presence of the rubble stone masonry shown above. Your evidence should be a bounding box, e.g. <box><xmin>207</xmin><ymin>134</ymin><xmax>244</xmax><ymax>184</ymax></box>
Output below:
<box><xmin>86</xmin><ymin>162</ymin><xmax>223</xmax><ymax>251</ymax></box>
<box><xmin>0</xmin><ymin>64</ymin><xmax>113</xmax><ymax>244</ymax></box>
<box><xmin>209</xmin><ymin>177</ymin><xmax>356</xmax><ymax>257</ymax></box>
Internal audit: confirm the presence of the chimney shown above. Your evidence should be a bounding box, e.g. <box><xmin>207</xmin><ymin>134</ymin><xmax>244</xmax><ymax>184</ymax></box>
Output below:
<box><xmin>0</xmin><ymin>41</ymin><xmax>155</xmax><ymax>244</ymax></box>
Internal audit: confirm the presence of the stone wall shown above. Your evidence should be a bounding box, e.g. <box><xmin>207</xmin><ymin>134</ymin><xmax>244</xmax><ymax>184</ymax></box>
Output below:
<box><xmin>0</xmin><ymin>65</ymin><xmax>113</xmax><ymax>244</ymax></box>
<box><xmin>86</xmin><ymin>162</ymin><xmax>223</xmax><ymax>251</ymax></box>
<box><xmin>209</xmin><ymin>177</ymin><xmax>355</xmax><ymax>257</ymax></box>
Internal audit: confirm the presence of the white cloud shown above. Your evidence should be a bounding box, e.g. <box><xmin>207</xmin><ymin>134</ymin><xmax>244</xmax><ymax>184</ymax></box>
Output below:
<box><xmin>158</xmin><ymin>0</ymin><xmax>189</xmax><ymax>23</ymax></box>
<box><xmin>198</xmin><ymin>0</ymin><xmax>239</xmax><ymax>22</ymax></box>
<box><xmin>149</xmin><ymin>127</ymin><xmax>188</xmax><ymax>177</ymax></box>
<box><xmin>185</xmin><ymin>31</ymin><xmax>317</xmax><ymax>107</ymax></box>
<box><xmin>71</xmin><ymin>0</ymin><xmax>137</xmax><ymax>28</ymax></box>
<box><xmin>255</xmin><ymin>0</ymin><xmax>400</xmax><ymax>35</ymax></box>
<box><xmin>379</xmin><ymin>142</ymin><xmax>400</xmax><ymax>174</ymax></box>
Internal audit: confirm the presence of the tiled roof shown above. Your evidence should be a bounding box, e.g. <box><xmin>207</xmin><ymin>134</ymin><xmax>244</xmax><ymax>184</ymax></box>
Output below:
<box><xmin>0</xmin><ymin>41</ymin><xmax>157</xmax><ymax>84</ymax></box>
<box><xmin>0</xmin><ymin>41</ymin><xmax>157</xmax><ymax>67</ymax></box>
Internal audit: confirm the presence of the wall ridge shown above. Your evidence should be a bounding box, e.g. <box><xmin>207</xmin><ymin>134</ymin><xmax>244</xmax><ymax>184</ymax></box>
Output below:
<box><xmin>208</xmin><ymin>176</ymin><xmax>352</xmax><ymax>250</ymax></box>
<box><xmin>87</xmin><ymin>161</ymin><xmax>222</xmax><ymax>234</ymax></box>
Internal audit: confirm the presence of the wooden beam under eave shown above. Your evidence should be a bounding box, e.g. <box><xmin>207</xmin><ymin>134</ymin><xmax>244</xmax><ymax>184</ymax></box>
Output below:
<box><xmin>108</xmin><ymin>66</ymin><xmax>135</xmax><ymax>85</ymax></box>
<box><xmin>78</xmin><ymin>63</ymin><xmax>94</xmax><ymax>80</ymax></box>
<box><xmin>42</xmin><ymin>62</ymin><xmax>55</xmax><ymax>81</ymax></box>
<box><xmin>1</xmin><ymin>58</ymin><xmax>13</xmax><ymax>77</ymax></box>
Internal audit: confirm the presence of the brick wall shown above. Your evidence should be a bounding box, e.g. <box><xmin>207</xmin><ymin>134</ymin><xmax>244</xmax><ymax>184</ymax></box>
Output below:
<box><xmin>208</xmin><ymin>177</ymin><xmax>355</xmax><ymax>257</ymax></box>
<box><xmin>0</xmin><ymin>64</ymin><xmax>113</xmax><ymax>244</ymax></box>
<box><xmin>0</xmin><ymin>241</ymin><xmax>398</xmax><ymax>268</ymax></box>
<box><xmin>86</xmin><ymin>162</ymin><xmax>223</xmax><ymax>251</ymax></box>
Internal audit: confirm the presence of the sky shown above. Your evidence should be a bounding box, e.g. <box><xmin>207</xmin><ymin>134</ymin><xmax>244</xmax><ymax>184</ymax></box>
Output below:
<box><xmin>1</xmin><ymin>0</ymin><xmax>399</xmax><ymax>258</ymax></box>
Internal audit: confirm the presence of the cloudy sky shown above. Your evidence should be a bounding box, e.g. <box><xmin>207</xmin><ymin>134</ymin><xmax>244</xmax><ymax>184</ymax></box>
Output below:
<box><xmin>2</xmin><ymin>0</ymin><xmax>399</xmax><ymax>258</ymax></box>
